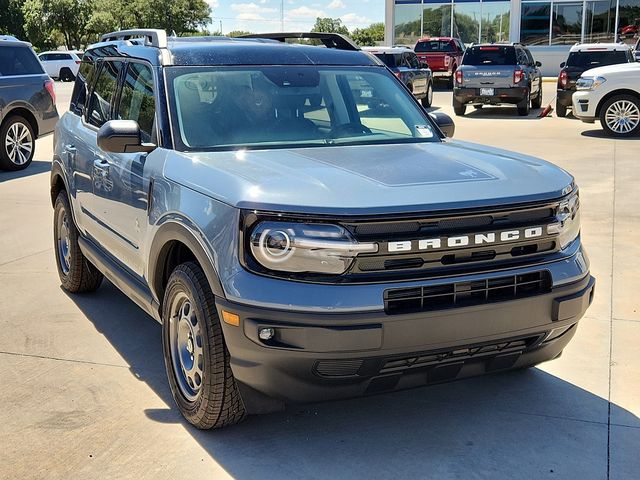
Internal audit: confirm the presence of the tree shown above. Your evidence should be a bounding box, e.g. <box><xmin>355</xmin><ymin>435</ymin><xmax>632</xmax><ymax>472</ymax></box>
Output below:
<box><xmin>311</xmin><ymin>17</ymin><xmax>349</xmax><ymax>35</ymax></box>
<box><xmin>351</xmin><ymin>22</ymin><xmax>384</xmax><ymax>46</ymax></box>
<box><xmin>227</xmin><ymin>30</ymin><xmax>253</xmax><ymax>38</ymax></box>
<box><xmin>0</xmin><ymin>0</ymin><xmax>27</xmax><ymax>39</ymax></box>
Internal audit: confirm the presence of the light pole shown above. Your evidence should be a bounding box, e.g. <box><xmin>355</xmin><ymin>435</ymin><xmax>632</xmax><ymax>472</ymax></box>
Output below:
<box><xmin>281</xmin><ymin>0</ymin><xmax>284</xmax><ymax>32</ymax></box>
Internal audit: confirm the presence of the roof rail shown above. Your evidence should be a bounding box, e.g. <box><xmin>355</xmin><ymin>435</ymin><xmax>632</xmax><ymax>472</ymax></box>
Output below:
<box><xmin>0</xmin><ymin>35</ymin><xmax>19</xmax><ymax>42</ymax></box>
<box><xmin>100</xmin><ymin>29</ymin><xmax>167</xmax><ymax>48</ymax></box>
<box><xmin>240</xmin><ymin>32</ymin><xmax>360</xmax><ymax>51</ymax></box>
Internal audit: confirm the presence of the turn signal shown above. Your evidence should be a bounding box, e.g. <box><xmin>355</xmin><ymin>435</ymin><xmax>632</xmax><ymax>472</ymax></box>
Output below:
<box><xmin>221</xmin><ymin>310</ymin><xmax>240</xmax><ymax>327</ymax></box>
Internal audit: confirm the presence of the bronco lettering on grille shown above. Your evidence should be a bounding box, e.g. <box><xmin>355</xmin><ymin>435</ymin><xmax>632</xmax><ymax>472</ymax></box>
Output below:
<box><xmin>387</xmin><ymin>226</ymin><xmax>545</xmax><ymax>253</ymax></box>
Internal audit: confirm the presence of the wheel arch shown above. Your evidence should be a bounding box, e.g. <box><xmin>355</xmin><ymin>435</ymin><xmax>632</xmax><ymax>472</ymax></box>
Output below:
<box><xmin>1</xmin><ymin>106</ymin><xmax>39</xmax><ymax>138</ymax></box>
<box><xmin>596</xmin><ymin>89</ymin><xmax>640</xmax><ymax>117</ymax></box>
<box><xmin>149</xmin><ymin>222</ymin><xmax>226</xmax><ymax>311</ymax></box>
<box><xmin>50</xmin><ymin>159</ymin><xmax>67</xmax><ymax>207</ymax></box>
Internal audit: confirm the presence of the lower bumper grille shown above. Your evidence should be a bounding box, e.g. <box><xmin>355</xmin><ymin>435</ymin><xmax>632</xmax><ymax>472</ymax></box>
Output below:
<box><xmin>384</xmin><ymin>271</ymin><xmax>551</xmax><ymax>315</ymax></box>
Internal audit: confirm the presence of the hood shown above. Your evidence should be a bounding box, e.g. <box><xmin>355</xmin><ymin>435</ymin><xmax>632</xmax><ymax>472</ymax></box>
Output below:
<box><xmin>164</xmin><ymin>142</ymin><xmax>573</xmax><ymax>216</ymax></box>
<box><xmin>582</xmin><ymin>62</ymin><xmax>640</xmax><ymax>77</ymax></box>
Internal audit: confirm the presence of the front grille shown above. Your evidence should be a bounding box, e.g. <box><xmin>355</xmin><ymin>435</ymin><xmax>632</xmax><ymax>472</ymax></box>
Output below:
<box><xmin>384</xmin><ymin>271</ymin><xmax>551</xmax><ymax>315</ymax></box>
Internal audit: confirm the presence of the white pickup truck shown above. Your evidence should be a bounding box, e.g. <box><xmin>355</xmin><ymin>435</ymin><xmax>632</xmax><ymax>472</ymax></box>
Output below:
<box><xmin>572</xmin><ymin>62</ymin><xmax>640</xmax><ymax>137</ymax></box>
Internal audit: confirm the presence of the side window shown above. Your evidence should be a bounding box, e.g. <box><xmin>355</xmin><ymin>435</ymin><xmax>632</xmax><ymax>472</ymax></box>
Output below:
<box><xmin>87</xmin><ymin>60</ymin><xmax>123</xmax><ymax>128</ymax></box>
<box><xmin>0</xmin><ymin>46</ymin><xmax>44</xmax><ymax>76</ymax></box>
<box><xmin>117</xmin><ymin>62</ymin><xmax>156</xmax><ymax>143</ymax></box>
<box><xmin>70</xmin><ymin>58</ymin><xmax>97</xmax><ymax>116</ymax></box>
<box><xmin>516</xmin><ymin>49</ymin><xmax>528</xmax><ymax>65</ymax></box>
<box><xmin>525</xmin><ymin>50</ymin><xmax>535</xmax><ymax>66</ymax></box>
<box><xmin>39</xmin><ymin>54</ymin><xmax>49</xmax><ymax>61</ymax></box>
<box><xmin>408</xmin><ymin>53</ymin><xmax>420</xmax><ymax>69</ymax></box>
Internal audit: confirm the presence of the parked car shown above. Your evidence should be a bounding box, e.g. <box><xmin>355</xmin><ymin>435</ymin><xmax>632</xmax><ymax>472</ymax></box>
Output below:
<box><xmin>414</xmin><ymin>37</ymin><xmax>465</xmax><ymax>88</ymax></box>
<box><xmin>363</xmin><ymin>47</ymin><xmax>434</xmax><ymax>107</ymax></box>
<box><xmin>556</xmin><ymin>43</ymin><xmax>635</xmax><ymax>117</ymax></box>
<box><xmin>52</xmin><ymin>29</ymin><xmax>593</xmax><ymax>429</ymax></box>
<box><xmin>573</xmin><ymin>62</ymin><xmax>640</xmax><ymax>137</ymax></box>
<box><xmin>453</xmin><ymin>43</ymin><xmax>543</xmax><ymax>116</ymax></box>
<box><xmin>38</xmin><ymin>51</ymin><xmax>81</xmax><ymax>81</ymax></box>
<box><xmin>0</xmin><ymin>36</ymin><xmax>58</xmax><ymax>171</ymax></box>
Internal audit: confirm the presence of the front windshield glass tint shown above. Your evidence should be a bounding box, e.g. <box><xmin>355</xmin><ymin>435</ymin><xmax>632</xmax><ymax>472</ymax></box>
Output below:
<box><xmin>168</xmin><ymin>66</ymin><xmax>438</xmax><ymax>150</ymax></box>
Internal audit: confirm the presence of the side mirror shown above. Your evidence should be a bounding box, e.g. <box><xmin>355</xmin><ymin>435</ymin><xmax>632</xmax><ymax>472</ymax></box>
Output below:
<box><xmin>97</xmin><ymin>120</ymin><xmax>155</xmax><ymax>154</ymax></box>
<box><xmin>535</xmin><ymin>61</ymin><xmax>542</xmax><ymax>67</ymax></box>
<box><xmin>429</xmin><ymin>112</ymin><xmax>455</xmax><ymax>138</ymax></box>
<box><xmin>560</xmin><ymin>61</ymin><xmax>566</xmax><ymax>68</ymax></box>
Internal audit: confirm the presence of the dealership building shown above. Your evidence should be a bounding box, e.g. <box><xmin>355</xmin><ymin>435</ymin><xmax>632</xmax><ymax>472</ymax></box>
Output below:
<box><xmin>384</xmin><ymin>0</ymin><xmax>640</xmax><ymax>74</ymax></box>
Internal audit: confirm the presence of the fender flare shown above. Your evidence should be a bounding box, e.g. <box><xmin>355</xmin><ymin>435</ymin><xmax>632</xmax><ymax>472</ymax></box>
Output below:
<box><xmin>148</xmin><ymin>221</ymin><xmax>226</xmax><ymax>304</ymax></box>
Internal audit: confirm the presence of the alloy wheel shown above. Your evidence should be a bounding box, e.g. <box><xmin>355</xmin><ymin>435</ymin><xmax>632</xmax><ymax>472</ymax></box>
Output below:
<box><xmin>56</xmin><ymin>211</ymin><xmax>72</xmax><ymax>275</ymax></box>
<box><xmin>4</xmin><ymin>122</ymin><xmax>33</xmax><ymax>166</ymax></box>
<box><xmin>605</xmin><ymin>100</ymin><xmax>640</xmax><ymax>134</ymax></box>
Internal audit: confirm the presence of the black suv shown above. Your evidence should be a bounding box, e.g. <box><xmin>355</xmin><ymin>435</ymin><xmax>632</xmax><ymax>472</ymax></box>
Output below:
<box><xmin>556</xmin><ymin>43</ymin><xmax>635</xmax><ymax>117</ymax></box>
<box><xmin>0</xmin><ymin>36</ymin><xmax>58</xmax><ymax>171</ymax></box>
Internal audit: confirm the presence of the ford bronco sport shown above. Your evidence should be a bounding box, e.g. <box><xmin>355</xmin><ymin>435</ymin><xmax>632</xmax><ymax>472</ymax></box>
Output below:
<box><xmin>51</xmin><ymin>30</ymin><xmax>594</xmax><ymax>429</ymax></box>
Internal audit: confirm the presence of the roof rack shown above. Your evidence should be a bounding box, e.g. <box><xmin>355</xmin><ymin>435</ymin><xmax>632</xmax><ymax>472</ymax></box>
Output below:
<box><xmin>240</xmin><ymin>32</ymin><xmax>360</xmax><ymax>51</ymax></box>
<box><xmin>100</xmin><ymin>29</ymin><xmax>167</xmax><ymax>48</ymax></box>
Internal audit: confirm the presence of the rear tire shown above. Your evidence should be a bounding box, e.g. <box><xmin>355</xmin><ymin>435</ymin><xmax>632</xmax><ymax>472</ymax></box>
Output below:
<box><xmin>421</xmin><ymin>82</ymin><xmax>433</xmax><ymax>108</ymax></box>
<box><xmin>59</xmin><ymin>67</ymin><xmax>75</xmax><ymax>82</ymax></box>
<box><xmin>447</xmin><ymin>67</ymin><xmax>456</xmax><ymax>89</ymax></box>
<box><xmin>517</xmin><ymin>92</ymin><xmax>531</xmax><ymax>116</ymax></box>
<box><xmin>599</xmin><ymin>94</ymin><xmax>640</xmax><ymax>138</ymax></box>
<box><xmin>454</xmin><ymin>104</ymin><xmax>466</xmax><ymax>116</ymax></box>
<box><xmin>0</xmin><ymin>115</ymin><xmax>35</xmax><ymax>171</ymax></box>
<box><xmin>162</xmin><ymin>262</ymin><xmax>246</xmax><ymax>429</ymax></box>
<box><xmin>54</xmin><ymin>191</ymin><xmax>103</xmax><ymax>293</ymax></box>
<box><xmin>531</xmin><ymin>87</ymin><xmax>543</xmax><ymax>109</ymax></box>
<box><xmin>556</xmin><ymin>101</ymin><xmax>568</xmax><ymax>118</ymax></box>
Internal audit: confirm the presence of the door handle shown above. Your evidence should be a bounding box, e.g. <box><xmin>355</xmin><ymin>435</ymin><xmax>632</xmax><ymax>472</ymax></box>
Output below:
<box><xmin>93</xmin><ymin>158</ymin><xmax>109</xmax><ymax>175</ymax></box>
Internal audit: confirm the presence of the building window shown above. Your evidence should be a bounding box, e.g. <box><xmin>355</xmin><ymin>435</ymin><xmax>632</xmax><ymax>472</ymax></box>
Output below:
<box><xmin>551</xmin><ymin>2</ymin><xmax>583</xmax><ymax>44</ymax></box>
<box><xmin>394</xmin><ymin>2</ymin><xmax>424</xmax><ymax>45</ymax></box>
<box><xmin>453</xmin><ymin>2</ymin><xmax>482</xmax><ymax>43</ymax></box>
<box><xmin>585</xmin><ymin>0</ymin><xmax>616</xmax><ymax>42</ymax></box>
<box><xmin>481</xmin><ymin>1</ymin><xmax>511</xmax><ymax>42</ymax></box>
<box><xmin>618</xmin><ymin>0</ymin><xmax>640</xmax><ymax>45</ymax></box>
<box><xmin>521</xmin><ymin>2</ymin><xmax>552</xmax><ymax>45</ymax></box>
<box><xmin>423</xmin><ymin>3</ymin><xmax>453</xmax><ymax>37</ymax></box>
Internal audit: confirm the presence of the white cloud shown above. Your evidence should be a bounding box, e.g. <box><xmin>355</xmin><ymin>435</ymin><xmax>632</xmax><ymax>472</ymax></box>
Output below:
<box><xmin>207</xmin><ymin>0</ymin><xmax>219</xmax><ymax>8</ymax></box>
<box><xmin>230</xmin><ymin>2</ymin><xmax>278</xmax><ymax>14</ymax></box>
<box><xmin>327</xmin><ymin>0</ymin><xmax>345</xmax><ymax>9</ymax></box>
<box><xmin>340</xmin><ymin>12</ymin><xmax>371</xmax><ymax>27</ymax></box>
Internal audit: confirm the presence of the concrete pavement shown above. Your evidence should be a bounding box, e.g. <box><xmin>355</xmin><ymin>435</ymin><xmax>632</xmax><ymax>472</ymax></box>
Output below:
<box><xmin>0</xmin><ymin>82</ymin><xmax>638</xmax><ymax>480</ymax></box>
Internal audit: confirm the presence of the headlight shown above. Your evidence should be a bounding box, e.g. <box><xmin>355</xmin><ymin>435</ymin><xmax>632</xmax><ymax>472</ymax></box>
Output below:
<box><xmin>249</xmin><ymin>222</ymin><xmax>378</xmax><ymax>274</ymax></box>
<box><xmin>576</xmin><ymin>76</ymin><xmax>606</xmax><ymax>90</ymax></box>
<box><xmin>548</xmin><ymin>189</ymin><xmax>580</xmax><ymax>249</ymax></box>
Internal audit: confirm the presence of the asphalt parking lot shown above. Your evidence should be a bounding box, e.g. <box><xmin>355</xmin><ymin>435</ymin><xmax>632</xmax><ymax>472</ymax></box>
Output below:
<box><xmin>1</xmin><ymin>81</ymin><xmax>638</xmax><ymax>480</ymax></box>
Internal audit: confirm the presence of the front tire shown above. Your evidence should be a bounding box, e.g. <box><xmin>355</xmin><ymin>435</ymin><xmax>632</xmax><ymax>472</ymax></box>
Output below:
<box><xmin>162</xmin><ymin>262</ymin><xmax>246</xmax><ymax>429</ymax></box>
<box><xmin>54</xmin><ymin>191</ymin><xmax>103</xmax><ymax>293</ymax></box>
<box><xmin>599</xmin><ymin>94</ymin><xmax>640</xmax><ymax>137</ymax></box>
<box><xmin>0</xmin><ymin>115</ymin><xmax>35</xmax><ymax>171</ymax></box>
<box><xmin>421</xmin><ymin>82</ymin><xmax>433</xmax><ymax>108</ymax></box>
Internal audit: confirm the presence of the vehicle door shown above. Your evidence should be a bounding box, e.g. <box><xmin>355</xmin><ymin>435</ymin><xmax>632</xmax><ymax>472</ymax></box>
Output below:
<box><xmin>74</xmin><ymin>59</ymin><xmax>124</xmax><ymax>244</ymax></box>
<box><xmin>524</xmin><ymin>48</ymin><xmax>542</xmax><ymax>97</ymax></box>
<box><xmin>407</xmin><ymin>51</ymin><xmax>428</xmax><ymax>95</ymax></box>
<box><xmin>90</xmin><ymin>61</ymin><xmax>156</xmax><ymax>276</ymax></box>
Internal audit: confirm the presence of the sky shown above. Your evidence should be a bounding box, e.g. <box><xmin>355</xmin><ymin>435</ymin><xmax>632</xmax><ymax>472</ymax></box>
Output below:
<box><xmin>206</xmin><ymin>1</ymin><xmax>385</xmax><ymax>34</ymax></box>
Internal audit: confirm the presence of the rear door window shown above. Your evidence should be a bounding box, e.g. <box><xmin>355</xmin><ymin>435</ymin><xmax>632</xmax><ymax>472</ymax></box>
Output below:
<box><xmin>87</xmin><ymin>60</ymin><xmax>123</xmax><ymax>128</ymax></box>
<box><xmin>0</xmin><ymin>46</ymin><xmax>44</xmax><ymax>76</ymax></box>
<box><xmin>462</xmin><ymin>46</ymin><xmax>517</xmax><ymax>66</ymax></box>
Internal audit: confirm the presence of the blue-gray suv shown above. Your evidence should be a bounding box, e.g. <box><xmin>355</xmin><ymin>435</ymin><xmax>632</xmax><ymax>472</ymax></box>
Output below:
<box><xmin>51</xmin><ymin>30</ymin><xmax>595</xmax><ymax>429</ymax></box>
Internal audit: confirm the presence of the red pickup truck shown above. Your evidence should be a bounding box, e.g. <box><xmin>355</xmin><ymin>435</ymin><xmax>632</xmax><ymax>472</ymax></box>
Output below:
<box><xmin>414</xmin><ymin>37</ymin><xmax>465</xmax><ymax>88</ymax></box>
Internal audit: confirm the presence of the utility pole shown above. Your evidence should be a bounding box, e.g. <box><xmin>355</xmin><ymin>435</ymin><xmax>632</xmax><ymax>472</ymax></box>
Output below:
<box><xmin>281</xmin><ymin>0</ymin><xmax>284</xmax><ymax>32</ymax></box>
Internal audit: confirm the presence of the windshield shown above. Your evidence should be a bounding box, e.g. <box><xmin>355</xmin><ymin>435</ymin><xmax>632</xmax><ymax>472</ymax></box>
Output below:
<box><xmin>415</xmin><ymin>40</ymin><xmax>453</xmax><ymax>53</ymax></box>
<box><xmin>566</xmin><ymin>51</ymin><xmax>628</xmax><ymax>68</ymax></box>
<box><xmin>167</xmin><ymin>66</ymin><xmax>439</xmax><ymax>151</ymax></box>
<box><xmin>462</xmin><ymin>46</ymin><xmax>516</xmax><ymax>66</ymax></box>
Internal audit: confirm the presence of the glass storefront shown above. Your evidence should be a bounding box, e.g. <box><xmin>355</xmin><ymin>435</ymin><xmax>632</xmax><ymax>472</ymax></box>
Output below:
<box><xmin>394</xmin><ymin>2</ymin><xmax>423</xmax><ymax>45</ymax></box>
<box><xmin>584</xmin><ymin>0</ymin><xmax>616</xmax><ymax>43</ymax></box>
<box><xmin>551</xmin><ymin>2</ymin><xmax>583</xmax><ymax>44</ymax></box>
<box><xmin>618</xmin><ymin>0</ymin><xmax>640</xmax><ymax>44</ymax></box>
<box><xmin>423</xmin><ymin>3</ymin><xmax>454</xmax><ymax>37</ymax></box>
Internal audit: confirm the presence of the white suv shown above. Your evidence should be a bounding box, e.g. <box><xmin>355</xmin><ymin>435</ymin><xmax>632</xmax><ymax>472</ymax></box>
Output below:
<box><xmin>38</xmin><ymin>51</ymin><xmax>81</xmax><ymax>81</ymax></box>
<box><xmin>572</xmin><ymin>62</ymin><xmax>640</xmax><ymax>137</ymax></box>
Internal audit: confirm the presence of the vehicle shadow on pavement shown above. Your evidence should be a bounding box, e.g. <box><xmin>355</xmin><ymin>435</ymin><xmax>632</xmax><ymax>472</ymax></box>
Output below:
<box><xmin>0</xmin><ymin>161</ymin><xmax>52</xmax><ymax>182</ymax></box>
<box><xmin>581</xmin><ymin>129</ymin><xmax>640</xmax><ymax>140</ymax></box>
<box><xmin>67</xmin><ymin>280</ymin><xmax>639</xmax><ymax>479</ymax></box>
<box><xmin>462</xmin><ymin>107</ymin><xmax>545</xmax><ymax>120</ymax></box>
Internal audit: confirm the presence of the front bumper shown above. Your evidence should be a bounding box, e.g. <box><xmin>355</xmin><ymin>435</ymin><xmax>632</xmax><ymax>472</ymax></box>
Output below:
<box><xmin>572</xmin><ymin>90</ymin><xmax>600</xmax><ymax>123</ymax></box>
<box><xmin>218</xmin><ymin>273</ymin><xmax>595</xmax><ymax>407</ymax></box>
<box><xmin>454</xmin><ymin>86</ymin><xmax>529</xmax><ymax>106</ymax></box>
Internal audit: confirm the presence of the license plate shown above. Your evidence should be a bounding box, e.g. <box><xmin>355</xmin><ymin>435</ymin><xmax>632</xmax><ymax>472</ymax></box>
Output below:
<box><xmin>480</xmin><ymin>88</ymin><xmax>494</xmax><ymax>96</ymax></box>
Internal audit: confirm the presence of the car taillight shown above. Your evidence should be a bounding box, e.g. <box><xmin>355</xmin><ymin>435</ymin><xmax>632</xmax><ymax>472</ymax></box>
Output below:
<box><xmin>75</xmin><ymin>60</ymin><xmax>81</xmax><ymax>64</ymax></box>
<box><xmin>455</xmin><ymin>70</ymin><xmax>463</xmax><ymax>85</ymax></box>
<box><xmin>394</xmin><ymin>71</ymin><xmax>402</xmax><ymax>79</ymax></box>
<box><xmin>513</xmin><ymin>69</ymin><xmax>524</xmax><ymax>84</ymax></box>
<box><xmin>444</xmin><ymin>55</ymin><xmax>451</xmax><ymax>66</ymax></box>
<box><xmin>44</xmin><ymin>79</ymin><xmax>56</xmax><ymax>104</ymax></box>
<box><xmin>558</xmin><ymin>70</ymin><xmax>568</xmax><ymax>89</ymax></box>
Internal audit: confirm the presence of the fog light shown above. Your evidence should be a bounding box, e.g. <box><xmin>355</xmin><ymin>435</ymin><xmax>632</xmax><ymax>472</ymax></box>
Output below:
<box><xmin>258</xmin><ymin>327</ymin><xmax>275</xmax><ymax>341</ymax></box>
